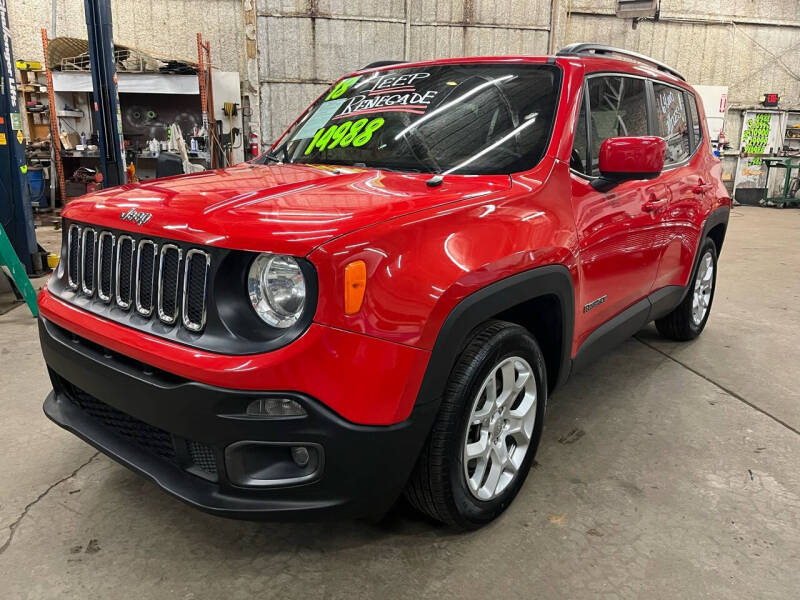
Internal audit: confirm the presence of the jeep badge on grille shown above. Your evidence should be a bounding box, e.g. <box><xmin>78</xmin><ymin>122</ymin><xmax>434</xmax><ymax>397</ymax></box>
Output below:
<box><xmin>120</xmin><ymin>208</ymin><xmax>153</xmax><ymax>226</ymax></box>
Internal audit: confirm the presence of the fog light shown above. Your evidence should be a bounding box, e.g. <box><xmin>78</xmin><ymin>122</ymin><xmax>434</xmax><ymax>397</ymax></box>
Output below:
<box><xmin>291</xmin><ymin>446</ymin><xmax>310</xmax><ymax>467</ymax></box>
<box><xmin>246</xmin><ymin>398</ymin><xmax>306</xmax><ymax>418</ymax></box>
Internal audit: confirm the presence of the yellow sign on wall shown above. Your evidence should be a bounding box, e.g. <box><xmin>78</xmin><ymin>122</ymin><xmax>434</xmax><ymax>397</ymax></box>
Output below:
<box><xmin>16</xmin><ymin>130</ymin><xmax>24</xmax><ymax>144</ymax></box>
<box><xmin>0</xmin><ymin>133</ymin><xmax>6</xmax><ymax>145</ymax></box>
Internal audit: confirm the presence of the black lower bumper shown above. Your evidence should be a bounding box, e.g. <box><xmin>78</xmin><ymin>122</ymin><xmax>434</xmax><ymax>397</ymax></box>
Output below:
<box><xmin>39</xmin><ymin>317</ymin><xmax>436</xmax><ymax>520</ymax></box>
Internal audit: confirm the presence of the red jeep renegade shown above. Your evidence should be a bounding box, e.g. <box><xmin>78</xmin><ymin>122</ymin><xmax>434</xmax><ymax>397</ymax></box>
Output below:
<box><xmin>39</xmin><ymin>44</ymin><xmax>729</xmax><ymax>529</ymax></box>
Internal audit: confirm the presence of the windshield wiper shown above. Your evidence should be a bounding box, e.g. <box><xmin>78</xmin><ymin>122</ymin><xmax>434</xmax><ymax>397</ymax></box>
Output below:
<box><xmin>258</xmin><ymin>145</ymin><xmax>290</xmax><ymax>165</ymax></box>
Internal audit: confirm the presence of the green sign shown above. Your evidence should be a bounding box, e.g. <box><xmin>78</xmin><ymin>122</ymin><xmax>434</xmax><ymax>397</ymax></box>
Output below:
<box><xmin>304</xmin><ymin>118</ymin><xmax>385</xmax><ymax>155</ymax></box>
<box><xmin>743</xmin><ymin>113</ymin><xmax>772</xmax><ymax>166</ymax></box>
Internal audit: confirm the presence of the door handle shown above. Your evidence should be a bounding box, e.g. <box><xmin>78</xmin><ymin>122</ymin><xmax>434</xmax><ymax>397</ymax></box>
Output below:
<box><xmin>643</xmin><ymin>197</ymin><xmax>667</xmax><ymax>212</ymax></box>
<box><xmin>693</xmin><ymin>183</ymin><xmax>714</xmax><ymax>194</ymax></box>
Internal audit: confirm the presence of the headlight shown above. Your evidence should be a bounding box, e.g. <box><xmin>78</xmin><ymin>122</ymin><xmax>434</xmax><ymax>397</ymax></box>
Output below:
<box><xmin>247</xmin><ymin>254</ymin><xmax>306</xmax><ymax>328</ymax></box>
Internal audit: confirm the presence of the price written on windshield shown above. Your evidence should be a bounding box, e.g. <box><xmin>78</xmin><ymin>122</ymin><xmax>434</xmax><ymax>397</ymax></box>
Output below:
<box><xmin>304</xmin><ymin>118</ymin><xmax>385</xmax><ymax>155</ymax></box>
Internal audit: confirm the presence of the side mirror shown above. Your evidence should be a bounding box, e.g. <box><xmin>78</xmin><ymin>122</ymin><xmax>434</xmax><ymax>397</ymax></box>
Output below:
<box><xmin>591</xmin><ymin>136</ymin><xmax>666</xmax><ymax>192</ymax></box>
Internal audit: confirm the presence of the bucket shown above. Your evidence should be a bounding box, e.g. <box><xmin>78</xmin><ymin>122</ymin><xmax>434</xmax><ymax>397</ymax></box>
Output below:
<box><xmin>27</xmin><ymin>166</ymin><xmax>47</xmax><ymax>208</ymax></box>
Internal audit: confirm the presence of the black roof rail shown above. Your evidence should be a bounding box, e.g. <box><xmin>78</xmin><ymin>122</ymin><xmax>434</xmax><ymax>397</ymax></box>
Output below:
<box><xmin>359</xmin><ymin>60</ymin><xmax>406</xmax><ymax>70</ymax></box>
<box><xmin>556</xmin><ymin>43</ymin><xmax>685</xmax><ymax>81</ymax></box>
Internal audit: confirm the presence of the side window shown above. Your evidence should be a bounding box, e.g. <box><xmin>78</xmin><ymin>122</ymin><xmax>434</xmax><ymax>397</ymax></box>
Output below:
<box><xmin>653</xmin><ymin>83</ymin><xmax>691</xmax><ymax>164</ymax></box>
<box><xmin>586</xmin><ymin>76</ymin><xmax>649</xmax><ymax>176</ymax></box>
<box><xmin>687</xmin><ymin>92</ymin><xmax>703</xmax><ymax>151</ymax></box>
<box><xmin>570</xmin><ymin>88</ymin><xmax>589</xmax><ymax>174</ymax></box>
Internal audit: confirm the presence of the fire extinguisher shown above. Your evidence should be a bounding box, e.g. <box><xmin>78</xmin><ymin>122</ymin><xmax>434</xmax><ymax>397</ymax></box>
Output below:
<box><xmin>250</xmin><ymin>132</ymin><xmax>260</xmax><ymax>158</ymax></box>
<box><xmin>718</xmin><ymin>130</ymin><xmax>726</xmax><ymax>148</ymax></box>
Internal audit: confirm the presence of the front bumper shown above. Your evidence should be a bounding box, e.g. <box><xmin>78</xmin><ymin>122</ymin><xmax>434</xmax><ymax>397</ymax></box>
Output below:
<box><xmin>40</xmin><ymin>317</ymin><xmax>438</xmax><ymax>520</ymax></box>
<box><xmin>38</xmin><ymin>288</ymin><xmax>430</xmax><ymax>425</ymax></box>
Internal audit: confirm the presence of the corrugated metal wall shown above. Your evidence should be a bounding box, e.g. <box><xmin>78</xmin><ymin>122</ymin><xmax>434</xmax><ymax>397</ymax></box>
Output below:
<box><xmin>552</xmin><ymin>0</ymin><xmax>800</xmax><ymax>185</ymax></box>
<box><xmin>7</xmin><ymin>0</ymin><xmax>799</xmax><ymax>153</ymax></box>
<box><xmin>558</xmin><ymin>0</ymin><xmax>800</xmax><ymax>106</ymax></box>
<box><xmin>9</xmin><ymin>0</ymin><xmax>244</xmax><ymax>77</ymax></box>
<box><xmin>256</xmin><ymin>0</ymin><xmax>553</xmax><ymax>141</ymax></box>
<box><xmin>257</xmin><ymin>0</ymin><xmax>800</xmax><ymax>146</ymax></box>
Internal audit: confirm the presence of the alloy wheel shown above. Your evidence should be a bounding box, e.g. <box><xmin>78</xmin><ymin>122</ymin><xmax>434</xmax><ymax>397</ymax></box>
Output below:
<box><xmin>692</xmin><ymin>251</ymin><xmax>714</xmax><ymax>325</ymax></box>
<box><xmin>462</xmin><ymin>356</ymin><xmax>537</xmax><ymax>501</ymax></box>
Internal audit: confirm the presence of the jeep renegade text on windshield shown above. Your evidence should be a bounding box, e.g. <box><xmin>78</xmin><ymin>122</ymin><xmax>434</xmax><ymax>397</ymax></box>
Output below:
<box><xmin>39</xmin><ymin>45</ymin><xmax>730</xmax><ymax>529</ymax></box>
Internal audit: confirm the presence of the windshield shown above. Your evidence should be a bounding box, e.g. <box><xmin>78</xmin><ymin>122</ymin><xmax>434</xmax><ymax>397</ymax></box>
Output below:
<box><xmin>263</xmin><ymin>64</ymin><xmax>560</xmax><ymax>176</ymax></box>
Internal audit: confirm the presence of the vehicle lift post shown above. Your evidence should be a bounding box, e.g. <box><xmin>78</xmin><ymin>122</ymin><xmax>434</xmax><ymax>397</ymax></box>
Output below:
<box><xmin>84</xmin><ymin>0</ymin><xmax>125</xmax><ymax>186</ymax></box>
<box><xmin>0</xmin><ymin>0</ymin><xmax>39</xmax><ymax>316</ymax></box>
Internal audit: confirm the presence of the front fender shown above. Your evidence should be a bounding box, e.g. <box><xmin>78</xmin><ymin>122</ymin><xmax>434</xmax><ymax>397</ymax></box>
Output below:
<box><xmin>309</xmin><ymin>160</ymin><xmax>578</xmax><ymax>351</ymax></box>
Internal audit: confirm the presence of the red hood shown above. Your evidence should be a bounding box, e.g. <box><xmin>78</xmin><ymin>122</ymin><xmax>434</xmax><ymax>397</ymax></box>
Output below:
<box><xmin>62</xmin><ymin>163</ymin><xmax>512</xmax><ymax>256</ymax></box>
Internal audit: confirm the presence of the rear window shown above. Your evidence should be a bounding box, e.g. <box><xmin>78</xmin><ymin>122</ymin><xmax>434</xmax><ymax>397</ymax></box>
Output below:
<box><xmin>686</xmin><ymin>92</ymin><xmax>703</xmax><ymax>151</ymax></box>
<box><xmin>653</xmin><ymin>83</ymin><xmax>691</xmax><ymax>164</ymax></box>
<box><xmin>267</xmin><ymin>64</ymin><xmax>560</xmax><ymax>176</ymax></box>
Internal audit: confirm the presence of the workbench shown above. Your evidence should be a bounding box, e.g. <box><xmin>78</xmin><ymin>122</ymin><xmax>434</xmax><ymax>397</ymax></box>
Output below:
<box><xmin>762</xmin><ymin>157</ymin><xmax>800</xmax><ymax>208</ymax></box>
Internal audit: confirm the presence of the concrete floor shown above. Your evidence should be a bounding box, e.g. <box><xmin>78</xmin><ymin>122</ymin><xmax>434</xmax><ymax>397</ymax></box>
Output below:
<box><xmin>1</xmin><ymin>206</ymin><xmax>799</xmax><ymax>599</ymax></box>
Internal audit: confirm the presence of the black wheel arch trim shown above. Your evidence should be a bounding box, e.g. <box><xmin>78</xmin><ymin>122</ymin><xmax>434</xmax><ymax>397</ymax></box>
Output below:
<box><xmin>702</xmin><ymin>205</ymin><xmax>730</xmax><ymax>255</ymax></box>
<box><xmin>415</xmin><ymin>264</ymin><xmax>575</xmax><ymax>408</ymax></box>
<box><xmin>678</xmin><ymin>205</ymin><xmax>729</xmax><ymax>304</ymax></box>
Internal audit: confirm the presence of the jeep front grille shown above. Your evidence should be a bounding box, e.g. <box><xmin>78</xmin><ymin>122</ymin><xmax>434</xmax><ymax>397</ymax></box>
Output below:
<box><xmin>65</xmin><ymin>224</ymin><xmax>210</xmax><ymax>332</ymax></box>
<box><xmin>97</xmin><ymin>231</ymin><xmax>115</xmax><ymax>302</ymax></box>
<box><xmin>67</xmin><ymin>225</ymin><xmax>80</xmax><ymax>290</ymax></box>
<box><xmin>135</xmin><ymin>239</ymin><xmax>158</xmax><ymax>317</ymax></box>
<box><xmin>183</xmin><ymin>249</ymin><xmax>210</xmax><ymax>331</ymax></box>
<box><xmin>116</xmin><ymin>235</ymin><xmax>135</xmax><ymax>309</ymax></box>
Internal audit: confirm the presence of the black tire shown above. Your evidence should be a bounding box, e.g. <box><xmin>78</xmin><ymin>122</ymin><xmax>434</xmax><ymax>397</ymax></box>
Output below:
<box><xmin>655</xmin><ymin>238</ymin><xmax>718</xmax><ymax>341</ymax></box>
<box><xmin>404</xmin><ymin>320</ymin><xmax>547</xmax><ymax>530</ymax></box>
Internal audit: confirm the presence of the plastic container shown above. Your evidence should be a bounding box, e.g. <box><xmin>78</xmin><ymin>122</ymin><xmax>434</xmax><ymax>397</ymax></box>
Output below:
<box><xmin>26</xmin><ymin>166</ymin><xmax>47</xmax><ymax>208</ymax></box>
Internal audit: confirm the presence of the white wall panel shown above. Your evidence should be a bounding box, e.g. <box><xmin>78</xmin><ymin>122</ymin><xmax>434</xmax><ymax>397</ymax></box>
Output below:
<box><xmin>259</xmin><ymin>81</ymin><xmax>327</xmax><ymax>141</ymax></box>
<box><xmin>312</xmin><ymin>18</ymin><xmax>405</xmax><ymax>80</ymax></box>
<box><xmin>257</xmin><ymin>16</ymin><xmax>315</xmax><ymax>81</ymax></box>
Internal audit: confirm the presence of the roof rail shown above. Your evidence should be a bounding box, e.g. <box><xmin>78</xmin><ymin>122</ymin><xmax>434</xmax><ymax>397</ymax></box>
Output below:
<box><xmin>556</xmin><ymin>43</ymin><xmax>685</xmax><ymax>81</ymax></box>
<box><xmin>360</xmin><ymin>60</ymin><xmax>406</xmax><ymax>70</ymax></box>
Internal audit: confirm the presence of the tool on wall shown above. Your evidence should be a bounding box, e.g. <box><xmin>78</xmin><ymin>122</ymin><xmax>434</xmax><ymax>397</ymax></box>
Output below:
<box><xmin>221</xmin><ymin>101</ymin><xmax>240</xmax><ymax>166</ymax></box>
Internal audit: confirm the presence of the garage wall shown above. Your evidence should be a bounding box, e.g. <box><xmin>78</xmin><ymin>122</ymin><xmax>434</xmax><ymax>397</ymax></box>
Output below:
<box><xmin>256</xmin><ymin>0</ymin><xmax>553</xmax><ymax>141</ymax></box>
<box><xmin>8</xmin><ymin>0</ymin><xmax>244</xmax><ymax>77</ymax></box>
<box><xmin>553</xmin><ymin>0</ymin><xmax>800</xmax><ymax>108</ymax></box>
<box><xmin>7</xmin><ymin>0</ymin><xmax>799</xmax><ymax>159</ymax></box>
<box><xmin>257</xmin><ymin>0</ymin><xmax>800</xmax><ymax>148</ymax></box>
<box><xmin>550</xmin><ymin>0</ymin><xmax>800</xmax><ymax>187</ymax></box>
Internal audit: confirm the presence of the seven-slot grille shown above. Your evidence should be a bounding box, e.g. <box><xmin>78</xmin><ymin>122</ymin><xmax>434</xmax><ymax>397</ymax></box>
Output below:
<box><xmin>66</xmin><ymin>223</ymin><xmax>210</xmax><ymax>332</ymax></box>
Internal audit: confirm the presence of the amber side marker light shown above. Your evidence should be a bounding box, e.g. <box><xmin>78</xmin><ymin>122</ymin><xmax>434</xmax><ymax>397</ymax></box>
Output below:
<box><xmin>344</xmin><ymin>260</ymin><xmax>367</xmax><ymax>315</ymax></box>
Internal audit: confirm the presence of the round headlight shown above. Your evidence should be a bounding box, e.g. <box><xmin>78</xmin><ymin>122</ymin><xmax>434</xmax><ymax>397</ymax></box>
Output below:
<box><xmin>247</xmin><ymin>254</ymin><xmax>306</xmax><ymax>328</ymax></box>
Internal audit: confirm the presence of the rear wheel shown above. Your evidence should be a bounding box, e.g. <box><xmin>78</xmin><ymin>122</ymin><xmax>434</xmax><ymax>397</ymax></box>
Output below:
<box><xmin>655</xmin><ymin>238</ymin><xmax>718</xmax><ymax>341</ymax></box>
<box><xmin>405</xmin><ymin>320</ymin><xmax>547</xmax><ymax>529</ymax></box>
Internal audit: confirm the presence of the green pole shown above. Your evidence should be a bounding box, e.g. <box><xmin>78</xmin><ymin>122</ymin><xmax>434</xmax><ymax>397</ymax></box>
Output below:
<box><xmin>0</xmin><ymin>223</ymin><xmax>39</xmax><ymax>317</ymax></box>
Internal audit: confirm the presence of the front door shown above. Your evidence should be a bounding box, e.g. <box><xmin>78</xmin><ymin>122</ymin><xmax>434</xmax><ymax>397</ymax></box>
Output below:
<box><xmin>569</xmin><ymin>75</ymin><xmax>663</xmax><ymax>346</ymax></box>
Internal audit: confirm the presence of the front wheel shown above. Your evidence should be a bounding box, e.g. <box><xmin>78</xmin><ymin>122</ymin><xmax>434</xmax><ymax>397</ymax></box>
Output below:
<box><xmin>405</xmin><ymin>320</ymin><xmax>547</xmax><ymax>529</ymax></box>
<box><xmin>655</xmin><ymin>238</ymin><xmax>718</xmax><ymax>341</ymax></box>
